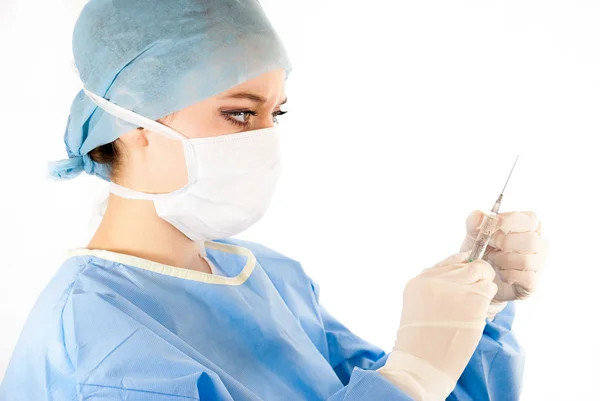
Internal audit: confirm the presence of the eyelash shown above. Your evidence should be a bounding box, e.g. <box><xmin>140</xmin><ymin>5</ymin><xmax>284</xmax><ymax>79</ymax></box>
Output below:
<box><xmin>221</xmin><ymin>110</ymin><xmax>288</xmax><ymax>127</ymax></box>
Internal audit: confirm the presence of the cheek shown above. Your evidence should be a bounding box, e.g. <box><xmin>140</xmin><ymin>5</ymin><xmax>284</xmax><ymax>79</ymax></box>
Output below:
<box><xmin>146</xmin><ymin>137</ymin><xmax>189</xmax><ymax>192</ymax></box>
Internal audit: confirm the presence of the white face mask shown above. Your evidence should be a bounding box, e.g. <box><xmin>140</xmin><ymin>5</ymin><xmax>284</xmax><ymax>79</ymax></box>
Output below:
<box><xmin>84</xmin><ymin>89</ymin><xmax>282</xmax><ymax>241</ymax></box>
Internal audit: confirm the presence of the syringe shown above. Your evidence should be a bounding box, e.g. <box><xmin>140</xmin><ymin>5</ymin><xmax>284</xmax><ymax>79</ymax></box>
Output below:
<box><xmin>468</xmin><ymin>156</ymin><xmax>519</xmax><ymax>262</ymax></box>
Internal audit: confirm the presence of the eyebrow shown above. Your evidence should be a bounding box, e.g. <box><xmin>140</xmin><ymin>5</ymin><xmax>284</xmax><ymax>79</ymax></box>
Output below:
<box><xmin>221</xmin><ymin>92</ymin><xmax>288</xmax><ymax>105</ymax></box>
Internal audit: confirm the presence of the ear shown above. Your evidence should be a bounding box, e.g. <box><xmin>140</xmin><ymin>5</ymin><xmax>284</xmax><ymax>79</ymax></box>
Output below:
<box><xmin>120</xmin><ymin>127</ymin><xmax>149</xmax><ymax>149</ymax></box>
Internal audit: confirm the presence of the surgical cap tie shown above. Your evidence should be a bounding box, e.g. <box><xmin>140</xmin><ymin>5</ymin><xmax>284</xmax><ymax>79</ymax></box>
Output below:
<box><xmin>47</xmin><ymin>153</ymin><xmax>104</xmax><ymax>180</ymax></box>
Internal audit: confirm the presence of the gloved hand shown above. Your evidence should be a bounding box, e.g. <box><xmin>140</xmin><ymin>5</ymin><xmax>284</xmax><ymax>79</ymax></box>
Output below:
<box><xmin>460</xmin><ymin>210</ymin><xmax>548</xmax><ymax>317</ymax></box>
<box><xmin>378</xmin><ymin>252</ymin><xmax>497</xmax><ymax>401</ymax></box>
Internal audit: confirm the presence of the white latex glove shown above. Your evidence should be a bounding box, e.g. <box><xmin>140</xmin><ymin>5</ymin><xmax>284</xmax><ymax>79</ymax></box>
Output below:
<box><xmin>460</xmin><ymin>210</ymin><xmax>548</xmax><ymax>318</ymax></box>
<box><xmin>378</xmin><ymin>252</ymin><xmax>497</xmax><ymax>401</ymax></box>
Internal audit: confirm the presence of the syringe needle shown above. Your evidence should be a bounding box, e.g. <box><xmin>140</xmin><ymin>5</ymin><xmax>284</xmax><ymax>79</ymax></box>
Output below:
<box><xmin>501</xmin><ymin>156</ymin><xmax>519</xmax><ymax>195</ymax></box>
<box><xmin>469</xmin><ymin>156</ymin><xmax>521</xmax><ymax>262</ymax></box>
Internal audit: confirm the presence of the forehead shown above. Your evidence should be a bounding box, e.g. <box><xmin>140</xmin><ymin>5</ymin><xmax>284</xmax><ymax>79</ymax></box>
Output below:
<box><xmin>223</xmin><ymin>69</ymin><xmax>286</xmax><ymax>98</ymax></box>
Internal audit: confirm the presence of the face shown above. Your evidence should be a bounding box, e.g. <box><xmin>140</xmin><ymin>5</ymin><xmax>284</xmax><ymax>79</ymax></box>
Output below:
<box><xmin>117</xmin><ymin>68</ymin><xmax>288</xmax><ymax>193</ymax></box>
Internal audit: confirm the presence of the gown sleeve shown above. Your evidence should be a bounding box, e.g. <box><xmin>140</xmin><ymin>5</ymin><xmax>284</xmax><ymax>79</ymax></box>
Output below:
<box><xmin>447</xmin><ymin>302</ymin><xmax>525</xmax><ymax>401</ymax></box>
<box><xmin>309</xmin><ymin>280</ymin><xmax>524</xmax><ymax>401</ymax></box>
<box><xmin>307</xmin><ymin>279</ymin><xmax>415</xmax><ymax>400</ymax></box>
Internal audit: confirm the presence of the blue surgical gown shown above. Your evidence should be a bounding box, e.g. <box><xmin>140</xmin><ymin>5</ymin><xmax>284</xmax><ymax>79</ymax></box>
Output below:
<box><xmin>0</xmin><ymin>239</ymin><xmax>524</xmax><ymax>400</ymax></box>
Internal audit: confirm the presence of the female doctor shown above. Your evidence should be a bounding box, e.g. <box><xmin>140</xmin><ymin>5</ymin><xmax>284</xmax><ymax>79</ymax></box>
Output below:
<box><xmin>0</xmin><ymin>1</ymin><xmax>547</xmax><ymax>400</ymax></box>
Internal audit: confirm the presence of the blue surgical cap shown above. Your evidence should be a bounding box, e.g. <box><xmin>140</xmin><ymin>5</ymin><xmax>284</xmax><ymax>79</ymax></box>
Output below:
<box><xmin>49</xmin><ymin>0</ymin><xmax>292</xmax><ymax>181</ymax></box>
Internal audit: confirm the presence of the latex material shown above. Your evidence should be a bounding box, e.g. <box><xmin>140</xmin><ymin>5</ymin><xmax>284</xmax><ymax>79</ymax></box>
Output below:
<box><xmin>48</xmin><ymin>0</ymin><xmax>292</xmax><ymax>181</ymax></box>
<box><xmin>460</xmin><ymin>210</ymin><xmax>548</xmax><ymax>309</ymax></box>
<box><xmin>378</xmin><ymin>252</ymin><xmax>498</xmax><ymax>401</ymax></box>
<box><xmin>0</xmin><ymin>240</ymin><xmax>524</xmax><ymax>401</ymax></box>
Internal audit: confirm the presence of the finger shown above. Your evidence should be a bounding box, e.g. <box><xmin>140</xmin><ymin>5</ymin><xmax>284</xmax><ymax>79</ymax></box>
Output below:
<box><xmin>430</xmin><ymin>252</ymin><xmax>470</xmax><ymax>270</ymax></box>
<box><xmin>513</xmin><ymin>283</ymin><xmax>534</xmax><ymax>300</ymax></box>
<box><xmin>428</xmin><ymin>259</ymin><xmax>496</xmax><ymax>284</ymax></box>
<box><xmin>499</xmin><ymin>269</ymin><xmax>539</xmax><ymax>292</ymax></box>
<box><xmin>492</xmin><ymin>274</ymin><xmax>516</xmax><ymax>302</ymax></box>
<box><xmin>467</xmin><ymin>260</ymin><xmax>496</xmax><ymax>283</ymax></box>
<box><xmin>496</xmin><ymin>211</ymin><xmax>540</xmax><ymax>234</ymax></box>
<box><xmin>488</xmin><ymin>231</ymin><xmax>544</xmax><ymax>253</ymax></box>
<box><xmin>465</xmin><ymin>210</ymin><xmax>486</xmax><ymax>235</ymax></box>
<box><xmin>473</xmin><ymin>279</ymin><xmax>499</xmax><ymax>300</ymax></box>
<box><xmin>493</xmin><ymin>272</ymin><xmax>537</xmax><ymax>301</ymax></box>
<box><xmin>422</xmin><ymin>255</ymin><xmax>494</xmax><ymax>284</ymax></box>
<box><xmin>486</xmin><ymin>249</ymin><xmax>545</xmax><ymax>272</ymax></box>
<box><xmin>420</xmin><ymin>258</ymin><xmax>468</xmax><ymax>279</ymax></box>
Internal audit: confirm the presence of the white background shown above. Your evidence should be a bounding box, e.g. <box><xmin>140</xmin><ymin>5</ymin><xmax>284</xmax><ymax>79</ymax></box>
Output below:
<box><xmin>1</xmin><ymin>1</ymin><xmax>599</xmax><ymax>400</ymax></box>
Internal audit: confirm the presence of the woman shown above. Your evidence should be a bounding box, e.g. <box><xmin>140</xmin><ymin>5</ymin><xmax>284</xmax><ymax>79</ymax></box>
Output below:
<box><xmin>0</xmin><ymin>1</ymin><xmax>547</xmax><ymax>400</ymax></box>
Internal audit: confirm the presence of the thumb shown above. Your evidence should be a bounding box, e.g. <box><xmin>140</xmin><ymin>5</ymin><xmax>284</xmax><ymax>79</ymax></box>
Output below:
<box><xmin>465</xmin><ymin>210</ymin><xmax>486</xmax><ymax>235</ymax></box>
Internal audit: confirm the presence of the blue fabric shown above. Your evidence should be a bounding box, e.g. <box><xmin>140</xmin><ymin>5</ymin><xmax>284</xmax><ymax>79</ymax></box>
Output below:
<box><xmin>0</xmin><ymin>240</ymin><xmax>523</xmax><ymax>400</ymax></box>
<box><xmin>448</xmin><ymin>302</ymin><xmax>524</xmax><ymax>401</ymax></box>
<box><xmin>49</xmin><ymin>0</ymin><xmax>292</xmax><ymax>181</ymax></box>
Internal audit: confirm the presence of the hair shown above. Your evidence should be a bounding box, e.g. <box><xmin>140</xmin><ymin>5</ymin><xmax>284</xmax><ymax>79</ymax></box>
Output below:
<box><xmin>89</xmin><ymin>113</ymin><xmax>175</xmax><ymax>178</ymax></box>
<box><xmin>89</xmin><ymin>140</ymin><xmax>123</xmax><ymax>177</ymax></box>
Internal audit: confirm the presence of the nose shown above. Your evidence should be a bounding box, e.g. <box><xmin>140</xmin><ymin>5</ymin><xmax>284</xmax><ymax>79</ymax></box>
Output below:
<box><xmin>252</xmin><ymin>108</ymin><xmax>278</xmax><ymax>129</ymax></box>
<box><xmin>256</xmin><ymin>117</ymin><xmax>276</xmax><ymax>130</ymax></box>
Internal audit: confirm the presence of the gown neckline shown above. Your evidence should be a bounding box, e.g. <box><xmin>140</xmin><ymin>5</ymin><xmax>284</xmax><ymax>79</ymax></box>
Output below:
<box><xmin>66</xmin><ymin>241</ymin><xmax>256</xmax><ymax>286</ymax></box>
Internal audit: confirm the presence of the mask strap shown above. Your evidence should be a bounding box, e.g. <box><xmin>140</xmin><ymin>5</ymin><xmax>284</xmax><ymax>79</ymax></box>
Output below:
<box><xmin>182</xmin><ymin>140</ymin><xmax>198</xmax><ymax>183</ymax></box>
<box><xmin>84</xmin><ymin>88</ymin><xmax>197</xmax><ymax>184</ymax></box>
<box><xmin>83</xmin><ymin>88</ymin><xmax>185</xmax><ymax>141</ymax></box>
<box><xmin>109</xmin><ymin>181</ymin><xmax>188</xmax><ymax>201</ymax></box>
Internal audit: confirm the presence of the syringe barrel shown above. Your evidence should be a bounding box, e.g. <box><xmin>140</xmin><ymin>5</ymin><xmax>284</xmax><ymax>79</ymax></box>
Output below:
<box><xmin>491</xmin><ymin>194</ymin><xmax>503</xmax><ymax>213</ymax></box>
<box><xmin>468</xmin><ymin>212</ymin><xmax>498</xmax><ymax>262</ymax></box>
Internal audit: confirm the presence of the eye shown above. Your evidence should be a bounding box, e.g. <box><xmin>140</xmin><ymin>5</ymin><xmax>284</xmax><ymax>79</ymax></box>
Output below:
<box><xmin>230</xmin><ymin>111</ymin><xmax>256</xmax><ymax>123</ymax></box>
<box><xmin>221</xmin><ymin>109</ymin><xmax>289</xmax><ymax>127</ymax></box>
<box><xmin>272</xmin><ymin>110</ymin><xmax>288</xmax><ymax>124</ymax></box>
<box><xmin>222</xmin><ymin>110</ymin><xmax>257</xmax><ymax>127</ymax></box>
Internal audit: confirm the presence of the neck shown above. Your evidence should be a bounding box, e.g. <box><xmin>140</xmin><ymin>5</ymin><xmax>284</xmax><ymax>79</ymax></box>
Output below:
<box><xmin>88</xmin><ymin>194</ymin><xmax>211</xmax><ymax>273</ymax></box>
